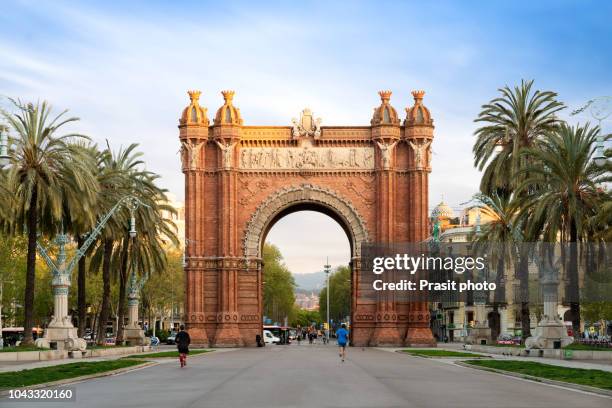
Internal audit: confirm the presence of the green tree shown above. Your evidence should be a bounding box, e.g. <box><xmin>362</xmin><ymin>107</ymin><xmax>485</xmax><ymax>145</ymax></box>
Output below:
<box><xmin>1</xmin><ymin>100</ymin><xmax>98</xmax><ymax>344</ymax></box>
<box><xmin>319</xmin><ymin>265</ymin><xmax>351</xmax><ymax>324</ymax></box>
<box><xmin>262</xmin><ymin>243</ymin><xmax>296</xmax><ymax>324</ymax></box>
<box><xmin>141</xmin><ymin>248</ymin><xmax>184</xmax><ymax>336</ymax></box>
<box><xmin>473</xmin><ymin>80</ymin><xmax>564</xmax><ymax>339</ymax></box>
<box><xmin>290</xmin><ymin>306</ymin><xmax>321</xmax><ymax>328</ymax></box>
<box><xmin>518</xmin><ymin>123</ymin><xmax>609</xmax><ymax>336</ymax></box>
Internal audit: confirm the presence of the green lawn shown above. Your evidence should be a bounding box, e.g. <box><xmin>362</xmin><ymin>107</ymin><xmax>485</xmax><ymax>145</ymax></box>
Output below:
<box><xmin>401</xmin><ymin>349</ymin><xmax>483</xmax><ymax>358</ymax></box>
<box><xmin>0</xmin><ymin>346</ymin><xmax>46</xmax><ymax>353</ymax></box>
<box><xmin>0</xmin><ymin>359</ymin><xmax>147</xmax><ymax>389</ymax></box>
<box><xmin>465</xmin><ymin>360</ymin><xmax>612</xmax><ymax>390</ymax></box>
<box><xmin>563</xmin><ymin>343</ymin><xmax>612</xmax><ymax>351</ymax></box>
<box><xmin>124</xmin><ymin>349</ymin><xmax>211</xmax><ymax>358</ymax></box>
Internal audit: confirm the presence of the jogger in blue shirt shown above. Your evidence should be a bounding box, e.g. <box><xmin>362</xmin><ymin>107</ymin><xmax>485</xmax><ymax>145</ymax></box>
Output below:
<box><xmin>336</xmin><ymin>323</ymin><xmax>349</xmax><ymax>362</ymax></box>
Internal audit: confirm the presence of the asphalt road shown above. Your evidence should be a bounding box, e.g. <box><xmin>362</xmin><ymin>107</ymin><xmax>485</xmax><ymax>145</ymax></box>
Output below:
<box><xmin>3</xmin><ymin>344</ymin><xmax>610</xmax><ymax>408</ymax></box>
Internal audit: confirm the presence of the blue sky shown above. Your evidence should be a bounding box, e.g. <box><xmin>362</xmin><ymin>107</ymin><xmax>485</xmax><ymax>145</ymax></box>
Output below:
<box><xmin>2</xmin><ymin>0</ymin><xmax>611</xmax><ymax>273</ymax></box>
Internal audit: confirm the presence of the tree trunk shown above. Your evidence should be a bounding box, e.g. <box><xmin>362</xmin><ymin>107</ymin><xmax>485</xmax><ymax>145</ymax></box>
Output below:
<box><xmin>96</xmin><ymin>239</ymin><xmax>114</xmax><ymax>346</ymax></box>
<box><xmin>77</xmin><ymin>236</ymin><xmax>87</xmax><ymax>337</ymax></box>
<box><xmin>517</xmin><ymin>244</ymin><xmax>531</xmax><ymax>340</ymax></box>
<box><xmin>23</xmin><ymin>186</ymin><xmax>38</xmax><ymax>345</ymax></box>
<box><xmin>115</xmin><ymin>236</ymin><xmax>130</xmax><ymax>344</ymax></box>
<box><xmin>568</xmin><ymin>219</ymin><xmax>580</xmax><ymax>338</ymax></box>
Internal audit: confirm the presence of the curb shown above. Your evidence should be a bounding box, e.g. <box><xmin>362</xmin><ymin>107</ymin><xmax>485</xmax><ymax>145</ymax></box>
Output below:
<box><xmin>123</xmin><ymin>349</ymin><xmax>214</xmax><ymax>359</ymax></box>
<box><xmin>455</xmin><ymin>361</ymin><xmax>612</xmax><ymax>398</ymax></box>
<box><xmin>0</xmin><ymin>361</ymin><xmax>157</xmax><ymax>396</ymax></box>
<box><xmin>395</xmin><ymin>350</ymin><xmax>491</xmax><ymax>359</ymax></box>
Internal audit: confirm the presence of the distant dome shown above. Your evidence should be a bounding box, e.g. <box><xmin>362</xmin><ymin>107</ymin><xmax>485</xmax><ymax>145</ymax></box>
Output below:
<box><xmin>180</xmin><ymin>90</ymin><xmax>209</xmax><ymax>126</ymax></box>
<box><xmin>371</xmin><ymin>90</ymin><xmax>400</xmax><ymax>126</ymax></box>
<box><xmin>431</xmin><ymin>201</ymin><xmax>454</xmax><ymax>219</ymax></box>
<box><xmin>214</xmin><ymin>90</ymin><xmax>243</xmax><ymax>126</ymax></box>
<box><xmin>405</xmin><ymin>90</ymin><xmax>433</xmax><ymax>126</ymax></box>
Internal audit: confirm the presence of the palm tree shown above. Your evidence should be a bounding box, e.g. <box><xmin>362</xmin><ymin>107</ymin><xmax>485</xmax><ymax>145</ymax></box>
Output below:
<box><xmin>472</xmin><ymin>192</ymin><xmax>523</xmax><ymax>307</ymax></box>
<box><xmin>473</xmin><ymin>79</ymin><xmax>564</xmax><ymax>194</ymax></box>
<box><xmin>0</xmin><ymin>100</ymin><xmax>98</xmax><ymax>344</ymax></box>
<box><xmin>473</xmin><ymin>80</ymin><xmax>564</xmax><ymax>339</ymax></box>
<box><xmin>518</xmin><ymin>123</ymin><xmax>609</xmax><ymax>337</ymax></box>
<box><xmin>61</xmin><ymin>144</ymin><xmax>108</xmax><ymax>337</ymax></box>
<box><xmin>89</xmin><ymin>143</ymin><xmax>141</xmax><ymax>345</ymax></box>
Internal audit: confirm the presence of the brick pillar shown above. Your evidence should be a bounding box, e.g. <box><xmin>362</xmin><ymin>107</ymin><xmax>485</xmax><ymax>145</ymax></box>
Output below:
<box><xmin>404</xmin><ymin>90</ymin><xmax>435</xmax><ymax>346</ymax></box>
<box><xmin>179</xmin><ymin>90</ymin><xmax>210</xmax><ymax>346</ymax></box>
<box><xmin>369</xmin><ymin>91</ymin><xmax>402</xmax><ymax>346</ymax></box>
<box><xmin>211</xmin><ymin>91</ymin><xmax>244</xmax><ymax>347</ymax></box>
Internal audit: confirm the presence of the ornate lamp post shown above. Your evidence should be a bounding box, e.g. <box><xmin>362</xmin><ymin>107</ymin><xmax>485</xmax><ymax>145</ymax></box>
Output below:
<box><xmin>0</xmin><ymin>124</ymin><xmax>10</xmax><ymax>167</ymax></box>
<box><xmin>35</xmin><ymin>196</ymin><xmax>148</xmax><ymax>352</ymax></box>
<box><xmin>123</xmin><ymin>263</ymin><xmax>148</xmax><ymax>346</ymax></box>
<box><xmin>324</xmin><ymin>258</ymin><xmax>331</xmax><ymax>344</ymax></box>
<box><xmin>571</xmin><ymin>96</ymin><xmax>611</xmax><ymax>166</ymax></box>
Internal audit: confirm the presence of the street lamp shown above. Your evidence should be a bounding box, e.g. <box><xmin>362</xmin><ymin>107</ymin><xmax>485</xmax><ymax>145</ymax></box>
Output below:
<box><xmin>572</xmin><ymin>96</ymin><xmax>611</xmax><ymax>166</ymax></box>
<box><xmin>324</xmin><ymin>257</ymin><xmax>331</xmax><ymax>344</ymax></box>
<box><xmin>35</xmin><ymin>195</ymin><xmax>149</xmax><ymax>350</ymax></box>
<box><xmin>0</xmin><ymin>125</ymin><xmax>10</xmax><ymax>167</ymax></box>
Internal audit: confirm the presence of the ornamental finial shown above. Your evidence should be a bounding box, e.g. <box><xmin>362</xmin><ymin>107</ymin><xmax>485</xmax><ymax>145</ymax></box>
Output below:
<box><xmin>188</xmin><ymin>90</ymin><xmax>201</xmax><ymax>103</ymax></box>
<box><xmin>221</xmin><ymin>90</ymin><xmax>235</xmax><ymax>104</ymax></box>
<box><xmin>378</xmin><ymin>90</ymin><xmax>392</xmax><ymax>103</ymax></box>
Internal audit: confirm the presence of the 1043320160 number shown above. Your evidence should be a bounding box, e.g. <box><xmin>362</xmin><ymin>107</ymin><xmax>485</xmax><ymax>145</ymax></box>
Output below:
<box><xmin>8</xmin><ymin>388</ymin><xmax>75</xmax><ymax>401</ymax></box>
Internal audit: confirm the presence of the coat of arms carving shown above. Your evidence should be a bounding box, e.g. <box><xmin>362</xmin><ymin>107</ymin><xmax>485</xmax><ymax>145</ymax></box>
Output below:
<box><xmin>291</xmin><ymin>108</ymin><xmax>322</xmax><ymax>140</ymax></box>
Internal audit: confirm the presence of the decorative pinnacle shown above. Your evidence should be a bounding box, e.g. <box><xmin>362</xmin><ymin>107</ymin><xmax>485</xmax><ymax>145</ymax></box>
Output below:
<box><xmin>188</xmin><ymin>90</ymin><xmax>201</xmax><ymax>103</ymax></box>
<box><xmin>221</xmin><ymin>90</ymin><xmax>235</xmax><ymax>104</ymax></box>
<box><xmin>412</xmin><ymin>90</ymin><xmax>425</xmax><ymax>101</ymax></box>
<box><xmin>378</xmin><ymin>90</ymin><xmax>392</xmax><ymax>103</ymax></box>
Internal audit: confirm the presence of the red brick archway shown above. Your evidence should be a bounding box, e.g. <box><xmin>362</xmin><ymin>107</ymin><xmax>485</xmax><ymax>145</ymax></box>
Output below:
<box><xmin>179</xmin><ymin>89</ymin><xmax>435</xmax><ymax>347</ymax></box>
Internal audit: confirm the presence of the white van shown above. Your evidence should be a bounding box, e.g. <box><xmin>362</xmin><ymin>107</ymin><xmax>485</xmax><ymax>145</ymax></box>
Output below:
<box><xmin>263</xmin><ymin>330</ymin><xmax>280</xmax><ymax>344</ymax></box>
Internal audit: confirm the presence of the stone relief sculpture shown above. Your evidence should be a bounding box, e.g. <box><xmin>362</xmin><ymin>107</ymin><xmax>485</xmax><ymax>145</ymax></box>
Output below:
<box><xmin>238</xmin><ymin>146</ymin><xmax>375</xmax><ymax>170</ymax></box>
<box><xmin>216</xmin><ymin>140</ymin><xmax>237</xmax><ymax>169</ymax></box>
<box><xmin>291</xmin><ymin>108</ymin><xmax>322</xmax><ymax>139</ymax></box>
<box><xmin>375</xmin><ymin>140</ymin><xmax>398</xmax><ymax>170</ymax></box>
<box><xmin>181</xmin><ymin>141</ymin><xmax>205</xmax><ymax>170</ymax></box>
<box><xmin>408</xmin><ymin>139</ymin><xmax>431</xmax><ymax>169</ymax></box>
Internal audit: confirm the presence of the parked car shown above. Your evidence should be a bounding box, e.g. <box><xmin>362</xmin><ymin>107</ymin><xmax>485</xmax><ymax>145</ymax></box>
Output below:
<box><xmin>263</xmin><ymin>330</ymin><xmax>280</xmax><ymax>345</ymax></box>
<box><xmin>166</xmin><ymin>332</ymin><xmax>177</xmax><ymax>345</ymax></box>
<box><xmin>105</xmin><ymin>337</ymin><xmax>116</xmax><ymax>346</ymax></box>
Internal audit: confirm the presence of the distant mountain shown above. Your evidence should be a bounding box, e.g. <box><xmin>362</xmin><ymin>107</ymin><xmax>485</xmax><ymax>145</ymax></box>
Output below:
<box><xmin>293</xmin><ymin>271</ymin><xmax>326</xmax><ymax>292</ymax></box>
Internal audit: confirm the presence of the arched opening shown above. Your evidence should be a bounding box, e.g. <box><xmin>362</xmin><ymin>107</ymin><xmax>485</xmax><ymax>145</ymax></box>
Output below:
<box><xmin>241</xmin><ymin>184</ymin><xmax>370</xmax><ymax>346</ymax></box>
<box><xmin>261</xmin><ymin>207</ymin><xmax>352</xmax><ymax>345</ymax></box>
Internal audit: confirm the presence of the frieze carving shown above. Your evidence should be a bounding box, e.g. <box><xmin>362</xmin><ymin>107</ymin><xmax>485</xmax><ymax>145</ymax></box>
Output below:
<box><xmin>239</xmin><ymin>146</ymin><xmax>374</xmax><ymax>170</ymax></box>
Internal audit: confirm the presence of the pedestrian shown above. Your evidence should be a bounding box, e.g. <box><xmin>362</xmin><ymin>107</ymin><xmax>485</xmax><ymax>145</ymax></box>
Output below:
<box><xmin>175</xmin><ymin>325</ymin><xmax>191</xmax><ymax>368</ymax></box>
<box><xmin>336</xmin><ymin>323</ymin><xmax>349</xmax><ymax>362</ymax></box>
<box><xmin>296</xmin><ymin>326</ymin><xmax>302</xmax><ymax>345</ymax></box>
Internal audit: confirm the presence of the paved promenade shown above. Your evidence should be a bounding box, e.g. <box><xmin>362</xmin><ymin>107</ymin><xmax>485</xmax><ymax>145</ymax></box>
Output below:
<box><xmin>2</xmin><ymin>344</ymin><xmax>610</xmax><ymax>408</ymax></box>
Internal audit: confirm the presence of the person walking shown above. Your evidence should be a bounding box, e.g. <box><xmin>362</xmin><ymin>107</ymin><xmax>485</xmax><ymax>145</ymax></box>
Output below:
<box><xmin>175</xmin><ymin>325</ymin><xmax>191</xmax><ymax>368</ymax></box>
<box><xmin>336</xmin><ymin>323</ymin><xmax>349</xmax><ymax>362</ymax></box>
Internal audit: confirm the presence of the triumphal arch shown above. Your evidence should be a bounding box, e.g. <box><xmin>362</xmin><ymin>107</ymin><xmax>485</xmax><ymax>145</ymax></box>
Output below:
<box><xmin>179</xmin><ymin>89</ymin><xmax>435</xmax><ymax>347</ymax></box>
